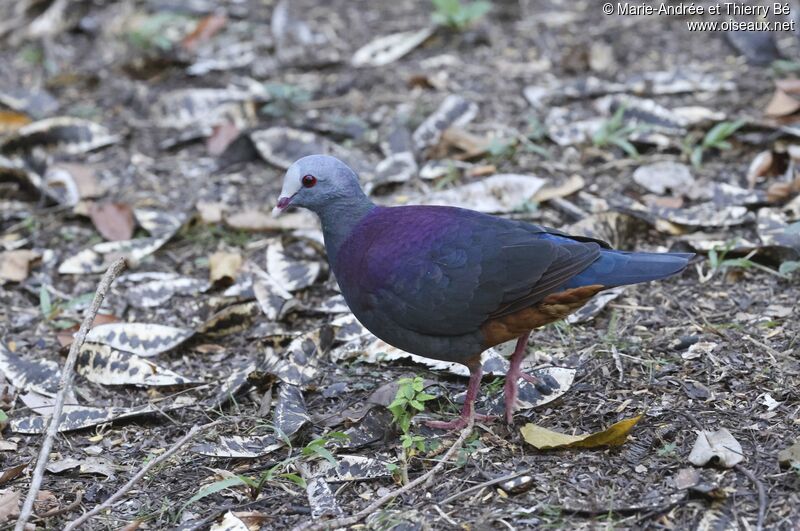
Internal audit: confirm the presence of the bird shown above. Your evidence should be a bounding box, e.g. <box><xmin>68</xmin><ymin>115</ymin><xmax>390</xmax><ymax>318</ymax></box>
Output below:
<box><xmin>273</xmin><ymin>155</ymin><xmax>693</xmax><ymax>430</ymax></box>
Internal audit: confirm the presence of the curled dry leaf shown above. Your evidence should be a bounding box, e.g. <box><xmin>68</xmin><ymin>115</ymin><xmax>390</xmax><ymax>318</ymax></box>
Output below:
<box><xmin>521</xmin><ymin>414</ymin><xmax>643</xmax><ymax>450</ymax></box>
<box><xmin>688</xmin><ymin>428</ymin><xmax>744</xmax><ymax>468</ymax></box>
<box><xmin>0</xmin><ymin>462</ymin><xmax>28</xmax><ymax>487</ymax></box>
<box><xmin>764</xmin><ymin>88</ymin><xmax>800</xmax><ymax>118</ymax></box>
<box><xmin>88</xmin><ymin>202</ymin><xmax>135</xmax><ymax>242</ymax></box>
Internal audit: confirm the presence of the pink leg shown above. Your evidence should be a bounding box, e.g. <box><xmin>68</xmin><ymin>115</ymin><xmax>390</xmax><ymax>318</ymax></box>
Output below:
<box><xmin>426</xmin><ymin>362</ymin><xmax>493</xmax><ymax>430</ymax></box>
<box><xmin>503</xmin><ymin>331</ymin><xmax>533</xmax><ymax>424</ymax></box>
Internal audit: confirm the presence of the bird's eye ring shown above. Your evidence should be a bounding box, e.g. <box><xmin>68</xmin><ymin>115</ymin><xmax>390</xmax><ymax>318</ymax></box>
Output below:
<box><xmin>301</xmin><ymin>174</ymin><xmax>317</xmax><ymax>188</ymax></box>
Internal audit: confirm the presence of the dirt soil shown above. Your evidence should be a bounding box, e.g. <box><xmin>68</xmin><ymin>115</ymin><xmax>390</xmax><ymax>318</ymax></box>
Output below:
<box><xmin>0</xmin><ymin>0</ymin><xmax>799</xmax><ymax>529</ymax></box>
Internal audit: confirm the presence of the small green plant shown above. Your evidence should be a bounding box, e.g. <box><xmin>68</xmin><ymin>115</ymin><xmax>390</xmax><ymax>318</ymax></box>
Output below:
<box><xmin>699</xmin><ymin>240</ymin><xmax>788</xmax><ymax>282</ymax></box>
<box><xmin>388</xmin><ymin>377</ymin><xmax>436</xmax><ymax>484</ymax></box>
<box><xmin>656</xmin><ymin>441</ymin><xmax>678</xmax><ymax>457</ymax></box>
<box><xmin>771</xmin><ymin>59</ymin><xmax>800</xmax><ymax>76</ymax></box>
<box><xmin>301</xmin><ymin>431</ymin><xmax>349</xmax><ymax>465</ymax></box>
<box><xmin>431</xmin><ymin>0</ymin><xmax>491</xmax><ymax>29</ymax></box>
<box><xmin>39</xmin><ymin>288</ymin><xmax>93</xmax><ymax>329</ymax></box>
<box><xmin>520</xmin><ymin>116</ymin><xmax>551</xmax><ymax>158</ymax></box>
<box><xmin>261</xmin><ymin>83</ymin><xmax>311</xmax><ymax>118</ymax></box>
<box><xmin>388</xmin><ymin>376</ymin><xmax>436</xmax><ymax>434</ymax></box>
<box><xmin>184</xmin><ymin>431</ymin><xmax>348</xmax><ymax>511</ymax></box>
<box><xmin>592</xmin><ymin>105</ymin><xmax>641</xmax><ymax>158</ymax></box>
<box><xmin>779</xmin><ymin>260</ymin><xmax>800</xmax><ymax>276</ymax></box>
<box><xmin>127</xmin><ymin>12</ymin><xmax>190</xmax><ymax>52</ymax></box>
<box><xmin>688</xmin><ymin>119</ymin><xmax>746</xmax><ymax>168</ymax></box>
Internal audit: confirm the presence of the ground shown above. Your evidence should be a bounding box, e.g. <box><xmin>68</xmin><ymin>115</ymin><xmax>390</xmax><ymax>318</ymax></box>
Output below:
<box><xmin>0</xmin><ymin>0</ymin><xmax>799</xmax><ymax>529</ymax></box>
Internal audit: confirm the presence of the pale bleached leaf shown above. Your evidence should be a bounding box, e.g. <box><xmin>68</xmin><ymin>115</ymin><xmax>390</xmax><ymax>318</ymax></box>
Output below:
<box><xmin>77</xmin><ymin>342</ymin><xmax>199</xmax><ymax>386</ymax></box>
<box><xmin>85</xmin><ymin>323</ymin><xmax>195</xmax><ymax>357</ymax></box>
<box><xmin>266</xmin><ymin>239</ymin><xmax>320</xmax><ymax>292</ymax></box>
<box><xmin>0</xmin><ymin>340</ymin><xmax>60</xmax><ymax>395</ymax></box>
<box><xmin>352</xmin><ymin>26</ymin><xmax>435</xmax><ymax>67</ymax></box>
<box><xmin>412</xmin><ymin>95</ymin><xmax>478</xmax><ymax>152</ymax></box>
<box><xmin>414</xmin><ymin>174</ymin><xmax>546</xmax><ymax>213</ymax></box>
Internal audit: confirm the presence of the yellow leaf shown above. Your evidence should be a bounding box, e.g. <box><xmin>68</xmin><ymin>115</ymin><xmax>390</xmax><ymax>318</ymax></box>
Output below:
<box><xmin>521</xmin><ymin>414</ymin><xmax>643</xmax><ymax>450</ymax></box>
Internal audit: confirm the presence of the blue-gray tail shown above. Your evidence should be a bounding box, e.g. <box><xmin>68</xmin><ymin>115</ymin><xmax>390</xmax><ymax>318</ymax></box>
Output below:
<box><xmin>564</xmin><ymin>250</ymin><xmax>694</xmax><ymax>288</ymax></box>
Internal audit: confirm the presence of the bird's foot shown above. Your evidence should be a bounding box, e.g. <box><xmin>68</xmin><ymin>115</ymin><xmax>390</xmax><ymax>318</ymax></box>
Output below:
<box><xmin>425</xmin><ymin>413</ymin><xmax>494</xmax><ymax>431</ymax></box>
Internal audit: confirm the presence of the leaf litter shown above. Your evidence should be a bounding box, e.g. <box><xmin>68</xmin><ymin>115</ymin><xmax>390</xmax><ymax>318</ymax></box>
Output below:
<box><xmin>1</xmin><ymin>1</ymin><xmax>798</xmax><ymax>529</ymax></box>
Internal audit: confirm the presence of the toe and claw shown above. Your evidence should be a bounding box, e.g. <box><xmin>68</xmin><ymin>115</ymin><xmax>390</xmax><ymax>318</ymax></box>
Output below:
<box><xmin>427</xmin><ymin>332</ymin><xmax>540</xmax><ymax>430</ymax></box>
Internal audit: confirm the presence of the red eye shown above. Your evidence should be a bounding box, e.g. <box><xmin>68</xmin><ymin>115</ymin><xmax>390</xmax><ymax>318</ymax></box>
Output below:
<box><xmin>301</xmin><ymin>174</ymin><xmax>317</xmax><ymax>188</ymax></box>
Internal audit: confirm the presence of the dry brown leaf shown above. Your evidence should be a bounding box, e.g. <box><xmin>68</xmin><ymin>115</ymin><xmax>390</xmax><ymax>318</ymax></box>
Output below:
<box><xmin>0</xmin><ymin>489</ymin><xmax>20</xmax><ymax>523</ymax></box>
<box><xmin>0</xmin><ymin>462</ymin><xmax>27</xmax><ymax>486</ymax></box>
<box><xmin>209</xmin><ymin>251</ymin><xmax>243</xmax><ymax>288</ymax></box>
<box><xmin>764</xmin><ymin>89</ymin><xmax>800</xmax><ymax>118</ymax></box>
<box><xmin>181</xmin><ymin>13</ymin><xmax>227</xmax><ymax>53</ymax></box>
<box><xmin>775</xmin><ymin>79</ymin><xmax>800</xmax><ymax>93</ymax></box>
<box><xmin>0</xmin><ymin>249</ymin><xmax>39</xmax><ymax>283</ymax></box>
<box><xmin>47</xmin><ymin>162</ymin><xmax>105</xmax><ymax>199</ymax></box>
<box><xmin>207</xmin><ymin>122</ymin><xmax>240</xmax><ymax>156</ymax></box>
<box><xmin>56</xmin><ymin>313</ymin><xmax>121</xmax><ymax>347</ymax></box>
<box><xmin>89</xmin><ymin>202</ymin><xmax>135</xmax><ymax>241</ymax></box>
<box><xmin>0</xmin><ymin>110</ymin><xmax>31</xmax><ymax>134</ymax></box>
<box><xmin>533</xmin><ymin>174</ymin><xmax>585</xmax><ymax>202</ymax></box>
<box><xmin>521</xmin><ymin>414</ymin><xmax>643</xmax><ymax>450</ymax></box>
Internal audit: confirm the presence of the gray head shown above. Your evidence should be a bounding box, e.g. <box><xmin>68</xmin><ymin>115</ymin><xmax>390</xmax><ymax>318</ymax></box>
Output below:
<box><xmin>272</xmin><ymin>155</ymin><xmax>366</xmax><ymax>217</ymax></box>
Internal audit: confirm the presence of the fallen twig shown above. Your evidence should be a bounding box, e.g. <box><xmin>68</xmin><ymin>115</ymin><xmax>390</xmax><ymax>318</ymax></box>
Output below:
<box><xmin>16</xmin><ymin>257</ymin><xmax>127</xmax><ymax>531</ymax></box>
<box><xmin>291</xmin><ymin>419</ymin><xmax>475</xmax><ymax>531</ymax></box>
<box><xmin>735</xmin><ymin>464</ymin><xmax>767</xmax><ymax>531</ymax></box>
<box><xmin>439</xmin><ymin>468</ymin><xmax>532</xmax><ymax>505</ymax></box>
<box><xmin>34</xmin><ymin>490</ymin><xmax>83</xmax><ymax>520</ymax></box>
<box><xmin>64</xmin><ymin>419</ymin><xmax>221</xmax><ymax>530</ymax></box>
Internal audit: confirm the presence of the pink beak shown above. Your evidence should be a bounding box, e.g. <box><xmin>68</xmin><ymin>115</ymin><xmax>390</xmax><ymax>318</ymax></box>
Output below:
<box><xmin>272</xmin><ymin>196</ymin><xmax>292</xmax><ymax>217</ymax></box>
